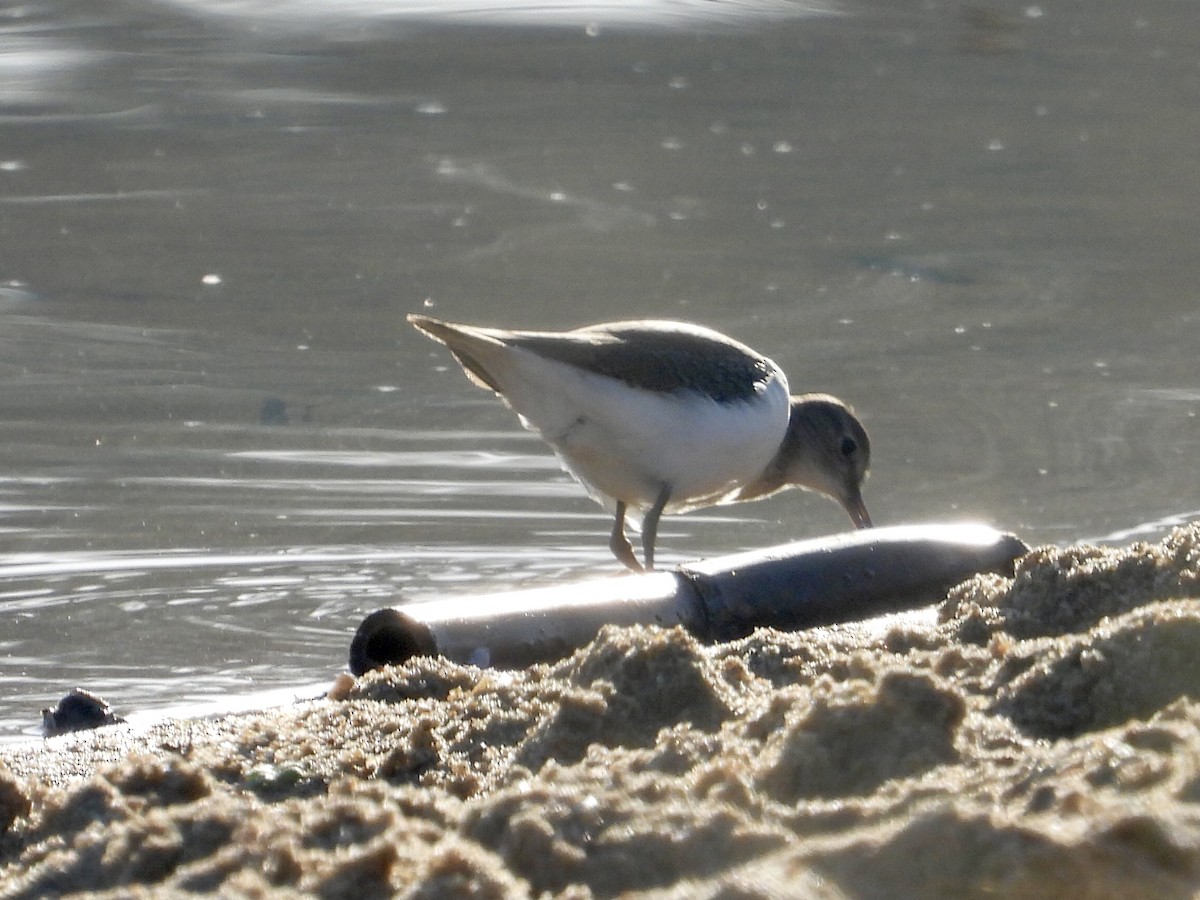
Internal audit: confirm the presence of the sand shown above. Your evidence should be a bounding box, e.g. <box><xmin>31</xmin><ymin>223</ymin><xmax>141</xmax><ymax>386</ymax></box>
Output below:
<box><xmin>3</xmin><ymin>523</ymin><xmax>1200</xmax><ymax>898</ymax></box>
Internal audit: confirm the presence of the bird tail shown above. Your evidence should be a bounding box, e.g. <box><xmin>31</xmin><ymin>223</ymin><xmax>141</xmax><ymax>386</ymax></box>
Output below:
<box><xmin>407</xmin><ymin>314</ymin><xmax>508</xmax><ymax>393</ymax></box>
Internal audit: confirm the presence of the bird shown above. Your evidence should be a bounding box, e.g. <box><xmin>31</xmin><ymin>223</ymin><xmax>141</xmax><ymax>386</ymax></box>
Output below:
<box><xmin>408</xmin><ymin>314</ymin><xmax>872</xmax><ymax>571</ymax></box>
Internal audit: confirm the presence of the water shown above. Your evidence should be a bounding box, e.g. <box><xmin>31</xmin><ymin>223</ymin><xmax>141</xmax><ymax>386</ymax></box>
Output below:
<box><xmin>1</xmin><ymin>0</ymin><xmax>1197</xmax><ymax>741</ymax></box>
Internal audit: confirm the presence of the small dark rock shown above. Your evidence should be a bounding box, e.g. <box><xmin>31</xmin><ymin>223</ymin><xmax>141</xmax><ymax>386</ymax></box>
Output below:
<box><xmin>42</xmin><ymin>688</ymin><xmax>126</xmax><ymax>737</ymax></box>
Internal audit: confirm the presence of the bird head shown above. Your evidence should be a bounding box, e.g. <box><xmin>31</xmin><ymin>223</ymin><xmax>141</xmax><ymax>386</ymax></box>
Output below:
<box><xmin>780</xmin><ymin>394</ymin><xmax>872</xmax><ymax>528</ymax></box>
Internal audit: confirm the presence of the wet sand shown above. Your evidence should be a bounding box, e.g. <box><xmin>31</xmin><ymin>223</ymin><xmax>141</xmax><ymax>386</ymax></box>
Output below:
<box><xmin>3</xmin><ymin>523</ymin><xmax>1200</xmax><ymax>897</ymax></box>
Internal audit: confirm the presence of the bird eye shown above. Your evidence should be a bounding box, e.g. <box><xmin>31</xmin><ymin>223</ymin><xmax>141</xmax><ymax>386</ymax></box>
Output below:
<box><xmin>840</xmin><ymin>436</ymin><xmax>857</xmax><ymax>457</ymax></box>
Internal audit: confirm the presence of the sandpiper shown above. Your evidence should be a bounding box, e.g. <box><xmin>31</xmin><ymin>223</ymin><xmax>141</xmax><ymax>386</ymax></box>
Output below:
<box><xmin>409</xmin><ymin>314</ymin><xmax>872</xmax><ymax>571</ymax></box>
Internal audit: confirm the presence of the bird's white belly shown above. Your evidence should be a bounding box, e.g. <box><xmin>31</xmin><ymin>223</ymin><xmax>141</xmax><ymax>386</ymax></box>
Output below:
<box><xmin>489</xmin><ymin>349</ymin><xmax>790</xmax><ymax>511</ymax></box>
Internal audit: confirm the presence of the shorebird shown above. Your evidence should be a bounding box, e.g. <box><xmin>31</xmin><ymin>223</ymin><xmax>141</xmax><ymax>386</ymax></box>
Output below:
<box><xmin>409</xmin><ymin>315</ymin><xmax>872</xmax><ymax>571</ymax></box>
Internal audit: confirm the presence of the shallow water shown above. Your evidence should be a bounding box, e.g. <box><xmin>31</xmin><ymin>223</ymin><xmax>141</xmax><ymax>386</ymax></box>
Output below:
<box><xmin>1</xmin><ymin>0</ymin><xmax>1197</xmax><ymax>740</ymax></box>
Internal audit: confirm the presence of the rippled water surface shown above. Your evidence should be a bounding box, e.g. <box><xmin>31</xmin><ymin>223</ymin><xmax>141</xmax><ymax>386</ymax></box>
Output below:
<box><xmin>1</xmin><ymin>0</ymin><xmax>1197</xmax><ymax>740</ymax></box>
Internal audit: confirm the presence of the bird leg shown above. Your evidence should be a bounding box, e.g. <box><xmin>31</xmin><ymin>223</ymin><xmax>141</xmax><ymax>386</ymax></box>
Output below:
<box><xmin>609</xmin><ymin>501</ymin><xmax>644</xmax><ymax>572</ymax></box>
<box><xmin>640</xmin><ymin>484</ymin><xmax>672</xmax><ymax>572</ymax></box>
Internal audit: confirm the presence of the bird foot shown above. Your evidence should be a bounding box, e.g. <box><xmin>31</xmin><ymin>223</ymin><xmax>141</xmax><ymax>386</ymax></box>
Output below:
<box><xmin>611</xmin><ymin>536</ymin><xmax>646</xmax><ymax>572</ymax></box>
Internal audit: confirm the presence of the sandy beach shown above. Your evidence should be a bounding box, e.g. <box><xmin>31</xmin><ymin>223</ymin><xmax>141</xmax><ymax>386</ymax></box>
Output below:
<box><xmin>3</xmin><ymin>522</ymin><xmax>1200</xmax><ymax>897</ymax></box>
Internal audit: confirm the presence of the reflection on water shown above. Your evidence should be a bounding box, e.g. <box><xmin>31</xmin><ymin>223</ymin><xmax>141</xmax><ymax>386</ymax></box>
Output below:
<box><xmin>164</xmin><ymin>0</ymin><xmax>836</xmax><ymax>30</ymax></box>
<box><xmin>1</xmin><ymin>0</ymin><xmax>1198</xmax><ymax>740</ymax></box>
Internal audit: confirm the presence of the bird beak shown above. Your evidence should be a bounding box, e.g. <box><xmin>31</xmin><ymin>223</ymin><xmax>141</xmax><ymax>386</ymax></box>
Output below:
<box><xmin>842</xmin><ymin>492</ymin><xmax>873</xmax><ymax>529</ymax></box>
